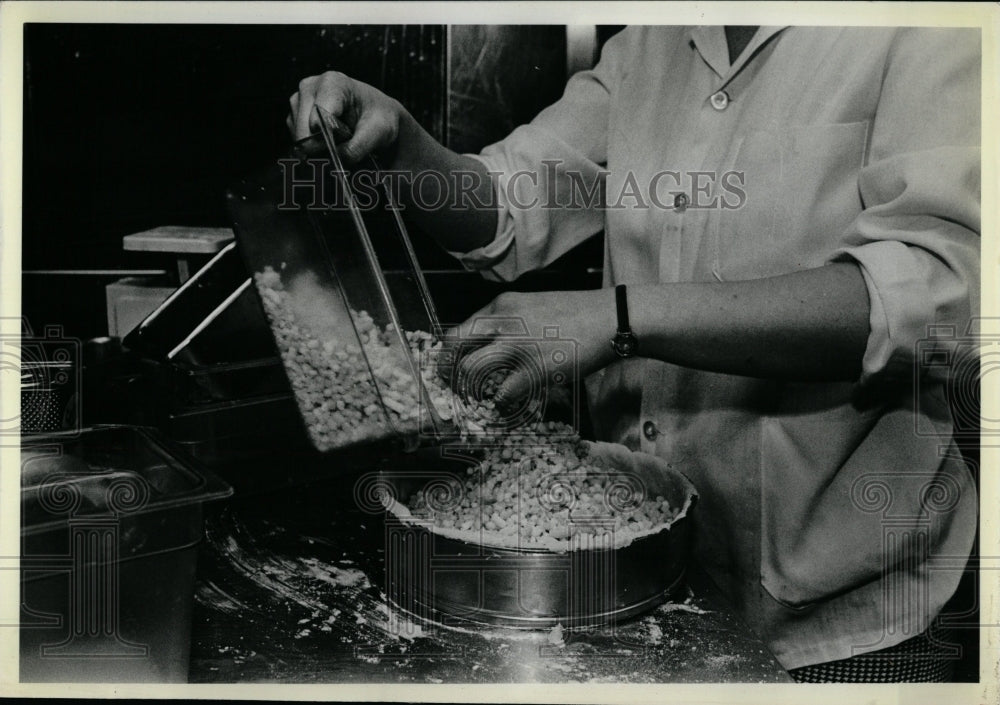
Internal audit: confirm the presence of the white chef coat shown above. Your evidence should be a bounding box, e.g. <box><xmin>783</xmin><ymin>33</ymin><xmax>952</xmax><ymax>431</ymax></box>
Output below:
<box><xmin>450</xmin><ymin>26</ymin><xmax>980</xmax><ymax>669</ymax></box>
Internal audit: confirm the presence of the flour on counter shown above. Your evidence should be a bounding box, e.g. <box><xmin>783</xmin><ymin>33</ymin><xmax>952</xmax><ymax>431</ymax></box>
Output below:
<box><xmin>548</xmin><ymin>623</ymin><xmax>565</xmax><ymax>647</ymax></box>
<box><xmin>301</xmin><ymin>556</ymin><xmax>369</xmax><ymax>589</ymax></box>
<box><xmin>643</xmin><ymin>616</ymin><xmax>663</xmax><ymax>645</ymax></box>
<box><xmin>656</xmin><ymin>600</ymin><xmax>711</xmax><ymax>616</ymax></box>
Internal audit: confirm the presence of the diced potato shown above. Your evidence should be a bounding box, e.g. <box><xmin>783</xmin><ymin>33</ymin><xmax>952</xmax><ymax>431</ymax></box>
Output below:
<box><xmin>406</xmin><ymin>426</ymin><xmax>677</xmax><ymax>551</ymax></box>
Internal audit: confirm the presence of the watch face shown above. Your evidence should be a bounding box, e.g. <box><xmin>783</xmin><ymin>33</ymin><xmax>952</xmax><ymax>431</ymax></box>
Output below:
<box><xmin>611</xmin><ymin>332</ymin><xmax>639</xmax><ymax>358</ymax></box>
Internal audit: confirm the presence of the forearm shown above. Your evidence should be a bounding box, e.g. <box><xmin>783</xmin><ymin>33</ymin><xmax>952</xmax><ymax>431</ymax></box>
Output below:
<box><xmin>387</xmin><ymin>110</ymin><xmax>498</xmax><ymax>253</ymax></box>
<box><xmin>627</xmin><ymin>263</ymin><xmax>871</xmax><ymax>381</ymax></box>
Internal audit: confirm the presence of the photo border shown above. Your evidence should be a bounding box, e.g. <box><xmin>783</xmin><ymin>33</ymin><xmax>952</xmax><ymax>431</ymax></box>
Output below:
<box><xmin>1</xmin><ymin>1</ymin><xmax>996</xmax><ymax>702</ymax></box>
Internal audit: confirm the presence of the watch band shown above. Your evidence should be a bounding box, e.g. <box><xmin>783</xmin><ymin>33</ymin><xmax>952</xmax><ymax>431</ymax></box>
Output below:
<box><xmin>615</xmin><ymin>284</ymin><xmax>631</xmax><ymax>333</ymax></box>
<box><xmin>610</xmin><ymin>284</ymin><xmax>639</xmax><ymax>358</ymax></box>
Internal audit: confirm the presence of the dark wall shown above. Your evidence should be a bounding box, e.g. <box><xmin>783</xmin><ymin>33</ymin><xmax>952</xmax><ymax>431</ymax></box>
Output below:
<box><xmin>23</xmin><ymin>24</ymin><xmax>447</xmax><ymax>271</ymax></box>
<box><xmin>447</xmin><ymin>25</ymin><xmax>568</xmax><ymax>154</ymax></box>
<box><xmin>21</xmin><ymin>24</ymin><xmax>603</xmax><ymax>339</ymax></box>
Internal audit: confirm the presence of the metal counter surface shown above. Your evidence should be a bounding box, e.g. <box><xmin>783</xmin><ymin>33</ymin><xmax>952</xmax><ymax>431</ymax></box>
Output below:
<box><xmin>188</xmin><ymin>466</ymin><xmax>791</xmax><ymax>684</ymax></box>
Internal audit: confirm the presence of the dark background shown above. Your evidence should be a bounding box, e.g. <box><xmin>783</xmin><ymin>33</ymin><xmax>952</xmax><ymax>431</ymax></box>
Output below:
<box><xmin>22</xmin><ymin>24</ymin><xmax>623</xmax><ymax>339</ymax></box>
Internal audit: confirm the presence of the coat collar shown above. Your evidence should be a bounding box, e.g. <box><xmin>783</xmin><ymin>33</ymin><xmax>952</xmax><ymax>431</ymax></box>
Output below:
<box><xmin>687</xmin><ymin>26</ymin><xmax>789</xmax><ymax>84</ymax></box>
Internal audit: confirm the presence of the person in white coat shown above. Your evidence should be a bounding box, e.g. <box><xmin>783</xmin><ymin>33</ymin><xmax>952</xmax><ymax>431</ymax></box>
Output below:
<box><xmin>289</xmin><ymin>26</ymin><xmax>980</xmax><ymax>680</ymax></box>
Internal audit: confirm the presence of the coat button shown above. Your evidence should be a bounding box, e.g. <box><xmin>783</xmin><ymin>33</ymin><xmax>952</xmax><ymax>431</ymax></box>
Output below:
<box><xmin>710</xmin><ymin>90</ymin><xmax>730</xmax><ymax>110</ymax></box>
<box><xmin>642</xmin><ymin>420</ymin><xmax>659</xmax><ymax>441</ymax></box>
<box><xmin>673</xmin><ymin>193</ymin><xmax>689</xmax><ymax>212</ymax></box>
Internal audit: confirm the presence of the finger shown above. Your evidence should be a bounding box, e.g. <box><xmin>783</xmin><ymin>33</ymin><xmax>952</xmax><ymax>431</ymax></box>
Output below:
<box><xmin>287</xmin><ymin>92</ymin><xmax>299</xmax><ymax>134</ymax></box>
<box><xmin>312</xmin><ymin>74</ymin><xmax>351</xmax><ymax>120</ymax></box>
<box><xmin>294</xmin><ymin>78</ymin><xmax>319</xmax><ymax>140</ymax></box>
<box><xmin>442</xmin><ymin>301</ymin><xmax>499</xmax><ymax>350</ymax></box>
<box><xmin>449</xmin><ymin>343</ymin><xmax>513</xmax><ymax>413</ymax></box>
<box><xmin>454</xmin><ymin>341</ymin><xmax>511</xmax><ymax>392</ymax></box>
<box><xmin>493</xmin><ymin>360</ymin><xmax>559</xmax><ymax>427</ymax></box>
<box><xmin>437</xmin><ymin>333</ymin><xmax>488</xmax><ymax>390</ymax></box>
<box><xmin>339</xmin><ymin>110</ymin><xmax>396</xmax><ymax>164</ymax></box>
<box><xmin>496</xmin><ymin>364</ymin><xmax>534</xmax><ymax>405</ymax></box>
<box><xmin>438</xmin><ymin>303</ymin><xmax>500</xmax><ymax>385</ymax></box>
<box><xmin>300</xmin><ymin>73</ymin><xmax>356</xmax><ymax>144</ymax></box>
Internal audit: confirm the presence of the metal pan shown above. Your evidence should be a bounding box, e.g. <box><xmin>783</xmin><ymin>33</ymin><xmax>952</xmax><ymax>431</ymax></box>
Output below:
<box><xmin>371</xmin><ymin>442</ymin><xmax>698</xmax><ymax>629</ymax></box>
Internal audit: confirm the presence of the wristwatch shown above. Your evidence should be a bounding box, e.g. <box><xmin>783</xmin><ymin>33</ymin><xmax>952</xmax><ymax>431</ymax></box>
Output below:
<box><xmin>610</xmin><ymin>284</ymin><xmax>639</xmax><ymax>358</ymax></box>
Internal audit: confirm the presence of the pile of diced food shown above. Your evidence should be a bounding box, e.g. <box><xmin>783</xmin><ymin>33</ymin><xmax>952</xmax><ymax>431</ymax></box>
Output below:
<box><xmin>400</xmin><ymin>423</ymin><xmax>683</xmax><ymax>551</ymax></box>
<box><xmin>254</xmin><ymin>264</ymin><xmax>567</xmax><ymax>450</ymax></box>
<box><xmin>254</xmin><ymin>265</ymin><xmax>457</xmax><ymax>450</ymax></box>
<box><xmin>254</xmin><ymin>265</ymin><xmax>682</xmax><ymax>549</ymax></box>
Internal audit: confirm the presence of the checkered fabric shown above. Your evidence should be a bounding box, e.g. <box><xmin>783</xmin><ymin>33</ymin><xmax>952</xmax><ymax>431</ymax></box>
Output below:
<box><xmin>789</xmin><ymin>627</ymin><xmax>960</xmax><ymax>683</ymax></box>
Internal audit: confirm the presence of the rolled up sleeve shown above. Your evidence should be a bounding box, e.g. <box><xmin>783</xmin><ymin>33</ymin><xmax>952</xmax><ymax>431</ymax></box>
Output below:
<box><xmin>444</xmin><ymin>153</ymin><xmax>517</xmax><ymax>276</ymax></box>
<box><xmin>447</xmin><ymin>28</ymin><xmax>636</xmax><ymax>281</ymax></box>
<box><xmin>829</xmin><ymin>28</ymin><xmax>981</xmax><ymax>385</ymax></box>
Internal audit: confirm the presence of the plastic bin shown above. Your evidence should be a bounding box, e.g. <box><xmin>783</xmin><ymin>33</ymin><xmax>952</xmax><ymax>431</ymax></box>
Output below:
<box><xmin>142</xmin><ymin>356</ymin><xmax>289</xmax><ymax>410</ymax></box>
<box><xmin>161</xmin><ymin>392</ymin><xmax>310</xmax><ymax>467</ymax></box>
<box><xmin>227</xmin><ymin>127</ymin><xmax>452</xmax><ymax>455</ymax></box>
<box><xmin>124</xmin><ymin>241</ymin><xmax>289</xmax><ymax>408</ymax></box>
<box><xmin>20</xmin><ymin>425</ymin><xmax>233</xmax><ymax>682</ymax></box>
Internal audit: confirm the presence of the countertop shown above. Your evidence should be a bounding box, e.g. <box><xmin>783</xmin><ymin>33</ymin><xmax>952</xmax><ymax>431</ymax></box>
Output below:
<box><xmin>188</xmin><ymin>462</ymin><xmax>792</xmax><ymax>684</ymax></box>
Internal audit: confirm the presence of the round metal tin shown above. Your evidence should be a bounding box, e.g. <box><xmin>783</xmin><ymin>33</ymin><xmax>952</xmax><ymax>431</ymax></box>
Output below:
<box><xmin>376</xmin><ymin>443</ymin><xmax>697</xmax><ymax>629</ymax></box>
